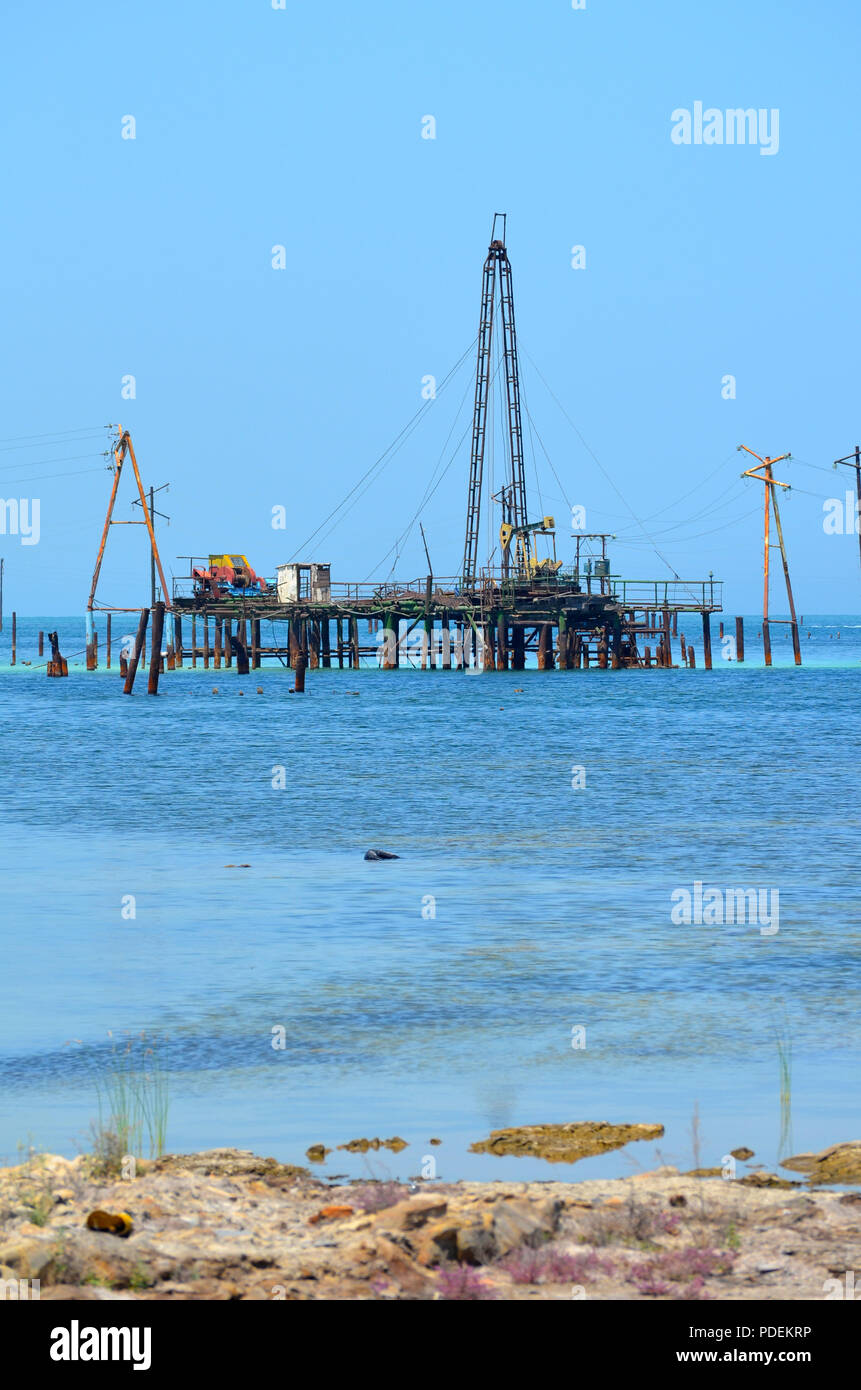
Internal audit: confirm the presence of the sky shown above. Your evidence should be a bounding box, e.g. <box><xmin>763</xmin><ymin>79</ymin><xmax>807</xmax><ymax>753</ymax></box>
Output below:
<box><xmin>1</xmin><ymin>0</ymin><xmax>859</xmax><ymax>615</ymax></box>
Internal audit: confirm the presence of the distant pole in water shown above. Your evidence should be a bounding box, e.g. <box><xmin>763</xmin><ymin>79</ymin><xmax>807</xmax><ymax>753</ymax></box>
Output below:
<box><xmin>833</xmin><ymin>446</ymin><xmax>861</xmax><ymax>576</ymax></box>
<box><xmin>738</xmin><ymin>445</ymin><xmax>801</xmax><ymax>668</ymax></box>
<box><xmin>735</xmin><ymin>616</ymin><xmax>745</xmax><ymax>663</ymax></box>
<box><xmin>11</xmin><ymin>610</ymin><xmax>16</xmax><ymax>665</ymax></box>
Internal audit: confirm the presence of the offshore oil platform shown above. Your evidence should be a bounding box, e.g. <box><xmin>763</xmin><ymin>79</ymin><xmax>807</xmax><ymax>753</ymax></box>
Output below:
<box><xmin>79</xmin><ymin>214</ymin><xmax>784</xmax><ymax>690</ymax></box>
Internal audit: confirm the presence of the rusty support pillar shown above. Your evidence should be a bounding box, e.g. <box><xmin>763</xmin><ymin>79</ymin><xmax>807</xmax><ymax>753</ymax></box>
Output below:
<box><xmin>511</xmin><ymin>624</ymin><xmax>525</xmax><ymax>671</ymax></box>
<box><xmin>735</xmin><ymin>617</ymin><xmax>744</xmax><ymax>663</ymax></box>
<box><xmin>46</xmin><ymin>630</ymin><xmax>68</xmax><ymax>677</ymax></box>
<box><xmin>322</xmin><ymin>620</ymin><xmax>331</xmax><ymax>668</ymax></box>
<box><xmin>496</xmin><ymin>613</ymin><xmax>508</xmax><ymax>670</ymax></box>
<box><xmin>223</xmin><ymin>617</ymin><xmax>232</xmax><ymax>668</ymax></box>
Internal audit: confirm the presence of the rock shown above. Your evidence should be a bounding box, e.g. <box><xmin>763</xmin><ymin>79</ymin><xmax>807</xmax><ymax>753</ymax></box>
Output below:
<box><xmin>363</xmin><ymin>850</ymin><xmax>400</xmax><ymax>861</ymax></box>
<box><xmin>781</xmin><ymin>1142</ymin><xmax>861</xmax><ymax>1184</ymax></box>
<box><xmin>429</xmin><ymin>1138</ymin><xmax>442</xmax><ymax>1146</ymax></box>
<box><xmin>153</xmin><ymin>1149</ymin><xmax>307</xmax><ymax>1180</ymax></box>
<box><xmin>337</xmin><ymin>1137</ymin><xmax>407</xmax><ymax>1154</ymax></box>
<box><xmin>85</xmin><ymin>1210</ymin><xmax>133</xmax><ymax>1236</ymax></box>
<box><xmin>731</xmin><ymin>1147</ymin><xmax>755</xmax><ymax>1161</ymax></box>
<box><xmin>370</xmin><ymin>1196</ymin><xmax>448</xmax><ymax>1231</ymax></box>
<box><xmin>305</xmin><ymin>1145</ymin><xmax>331</xmax><ymax>1163</ymax></box>
<box><xmin>686</xmin><ymin>1168</ymin><xmax>725</xmax><ymax>1178</ymax></box>
<box><xmin>470</xmin><ymin>1122</ymin><xmax>664</xmax><ymax>1163</ymax></box>
<box><xmin>669</xmin><ymin>1195</ymin><xmax>687</xmax><ymax>1207</ymax></box>
<box><xmin>739</xmin><ymin>1173</ymin><xmax>800</xmax><ymax>1189</ymax></box>
<box><xmin>0</xmin><ymin>1239</ymin><xmax>60</xmax><ymax>1281</ymax></box>
<box><xmin>308</xmin><ymin>1205</ymin><xmax>354</xmax><ymax>1225</ymax></box>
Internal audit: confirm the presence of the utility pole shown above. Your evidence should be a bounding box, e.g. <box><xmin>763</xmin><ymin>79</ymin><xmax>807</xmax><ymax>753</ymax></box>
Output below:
<box><xmin>833</xmin><ymin>445</ymin><xmax>861</xmax><ymax>575</ymax></box>
<box><xmin>131</xmin><ymin>479</ymin><xmax>170</xmax><ymax>606</ymax></box>
<box><xmin>738</xmin><ymin>445</ymin><xmax>801</xmax><ymax>667</ymax></box>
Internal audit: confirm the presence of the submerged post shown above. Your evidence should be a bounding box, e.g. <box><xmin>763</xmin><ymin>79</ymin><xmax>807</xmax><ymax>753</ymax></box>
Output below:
<box><xmin>701</xmin><ymin>612</ymin><xmax>712</xmax><ymax>669</ymax></box>
<box><xmin>735</xmin><ymin>616</ymin><xmax>744</xmax><ymax>663</ymax></box>
<box><xmin>148</xmin><ymin>602</ymin><xmax>166</xmax><ymax>694</ymax></box>
<box><xmin>46</xmin><ymin>630</ymin><xmax>68</xmax><ymax>677</ymax></box>
<box><xmin>123</xmin><ymin>608</ymin><xmax>150</xmax><ymax>694</ymax></box>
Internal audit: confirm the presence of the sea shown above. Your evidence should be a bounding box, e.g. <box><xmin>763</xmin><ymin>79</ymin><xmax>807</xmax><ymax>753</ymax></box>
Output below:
<box><xmin>1</xmin><ymin>612</ymin><xmax>858</xmax><ymax>1186</ymax></box>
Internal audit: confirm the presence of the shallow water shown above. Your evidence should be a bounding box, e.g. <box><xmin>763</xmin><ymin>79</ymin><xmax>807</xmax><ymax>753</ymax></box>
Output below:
<box><xmin>1</xmin><ymin>614</ymin><xmax>859</xmax><ymax>1185</ymax></box>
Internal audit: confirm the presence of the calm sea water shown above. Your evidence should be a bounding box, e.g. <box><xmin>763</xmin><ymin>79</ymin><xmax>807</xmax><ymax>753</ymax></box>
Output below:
<box><xmin>1</xmin><ymin>613</ymin><xmax>859</xmax><ymax>1185</ymax></box>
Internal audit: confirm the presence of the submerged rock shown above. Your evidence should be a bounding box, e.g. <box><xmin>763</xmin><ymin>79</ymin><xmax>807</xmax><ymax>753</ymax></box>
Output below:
<box><xmin>337</xmin><ymin>1137</ymin><xmax>408</xmax><ymax>1154</ymax></box>
<box><xmin>363</xmin><ymin>849</ymin><xmax>400</xmax><ymax>861</ymax></box>
<box><xmin>782</xmin><ymin>1142</ymin><xmax>861</xmax><ymax>1185</ymax></box>
<box><xmin>469</xmin><ymin>1121</ymin><xmax>664</xmax><ymax>1164</ymax></box>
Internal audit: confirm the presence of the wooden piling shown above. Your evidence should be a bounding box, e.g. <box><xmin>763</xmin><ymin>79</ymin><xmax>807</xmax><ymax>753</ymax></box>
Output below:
<box><xmin>688</xmin><ymin>646</ymin><xmax>696</xmax><ymax>668</ymax></box>
<box><xmin>38</xmin><ymin>630</ymin><xmax>44</xmax><ymax>657</ymax></box>
<box><xmin>350</xmin><ymin>617</ymin><xmax>359</xmax><ymax>669</ymax></box>
<box><xmin>11</xmin><ymin>612</ymin><xmax>16</xmax><ymax>665</ymax></box>
<box><xmin>203</xmin><ymin>617</ymin><xmax>210</xmax><ymax>669</ymax></box>
<box><xmin>322</xmin><ymin>619</ymin><xmax>331</xmax><ymax>668</ymax></box>
<box><xmin>735</xmin><ymin>616</ymin><xmax>744</xmax><ymax>663</ymax></box>
<box><xmin>762</xmin><ymin>621</ymin><xmax>772</xmax><ymax>667</ymax></box>
<box><xmin>148</xmin><ymin>603</ymin><xmax>166</xmax><ymax>694</ymax></box>
<box><xmin>701</xmin><ymin>612</ymin><xmax>713</xmax><ymax>670</ymax></box>
<box><xmin>252</xmin><ymin>618</ymin><xmax>261</xmax><ymax>669</ymax></box>
<box><xmin>214</xmin><ymin>619</ymin><xmax>222</xmax><ymax>669</ymax></box>
<box><xmin>224</xmin><ymin>618</ymin><xmax>232</xmax><ymax>668</ymax></box>
<box><xmin>119</xmin><ymin>652</ymin><xmax>128</xmax><ymax>678</ymax></box>
<box><xmin>191</xmin><ymin>616</ymin><xmax>197</xmax><ymax>668</ymax></box>
<box><xmin>174</xmin><ymin>613</ymin><xmax>183</xmax><ymax>668</ymax></box>
<box><xmin>644</xmin><ymin>646</ymin><xmax>651</xmax><ymax>668</ymax></box>
<box><xmin>123</xmin><ymin>609</ymin><xmax>150</xmax><ymax>694</ymax></box>
<box><xmin>106</xmin><ymin>614</ymin><xmax>112</xmax><ymax>669</ymax></box>
<box><xmin>294</xmin><ymin>651</ymin><xmax>307</xmax><ymax>692</ymax></box>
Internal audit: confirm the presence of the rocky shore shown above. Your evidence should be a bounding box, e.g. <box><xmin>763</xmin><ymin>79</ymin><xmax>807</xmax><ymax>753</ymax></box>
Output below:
<box><xmin>2</xmin><ymin>1139</ymin><xmax>860</xmax><ymax>1301</ymax></box>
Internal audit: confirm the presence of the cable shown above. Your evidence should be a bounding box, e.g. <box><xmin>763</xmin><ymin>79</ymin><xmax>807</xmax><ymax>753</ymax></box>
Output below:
<box><xmin>286</xmin><ymin>339</ymin><xmax>476</xmax><ymax>562</ymax></box>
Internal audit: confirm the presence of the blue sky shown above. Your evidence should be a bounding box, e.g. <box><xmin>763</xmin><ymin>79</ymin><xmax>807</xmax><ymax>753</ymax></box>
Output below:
<box><xmin>1</xmin><ymin>0</ymin><xmax>859</xmax><ymax>615</ymax></box>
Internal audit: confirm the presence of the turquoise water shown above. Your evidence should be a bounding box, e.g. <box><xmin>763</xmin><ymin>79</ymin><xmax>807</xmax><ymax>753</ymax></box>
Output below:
<box><xmin>1</xmin><ymin>614</ymin><xmax>859</xmax><ymax>1185</ymax></box>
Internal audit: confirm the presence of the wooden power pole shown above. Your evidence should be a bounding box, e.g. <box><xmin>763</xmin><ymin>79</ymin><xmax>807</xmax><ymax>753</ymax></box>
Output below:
<box><xmin>739</xmin><ymin>445</ymin><xmax>801</xmax><ymax>667</ymax></box>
